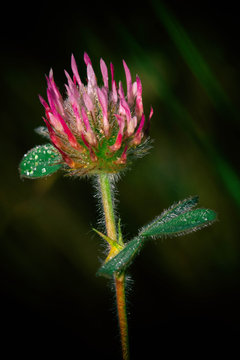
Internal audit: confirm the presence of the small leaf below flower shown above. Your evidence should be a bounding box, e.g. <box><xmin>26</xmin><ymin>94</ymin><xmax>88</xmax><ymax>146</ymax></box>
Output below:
<box><xmin>19</xmin><ymin>143</ymin><xmax>62</xmax><ymax>179</ymax></box>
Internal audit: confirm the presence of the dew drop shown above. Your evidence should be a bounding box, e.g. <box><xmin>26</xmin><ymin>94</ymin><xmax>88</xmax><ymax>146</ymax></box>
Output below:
<box><xmin>42</xmin><ymin>168</ymin><xmax>46</xmax><ymax>173</ymax></box>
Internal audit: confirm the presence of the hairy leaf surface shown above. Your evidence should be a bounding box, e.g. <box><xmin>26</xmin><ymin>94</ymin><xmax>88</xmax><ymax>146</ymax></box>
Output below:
<box><xmin>97</xmin><ymin>197</ymin><xmax>217</xmax><ymax>278</ymax></box>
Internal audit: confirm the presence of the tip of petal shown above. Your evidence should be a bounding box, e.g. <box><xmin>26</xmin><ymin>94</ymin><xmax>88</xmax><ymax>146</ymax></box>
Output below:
<box><xmin>136</xmin><ymin>75</ymin><xmax>142</xmax><ymax>93</ymax></box>
<box><xmin>71</xmin><ymin>53</ymin><xmax>76</xmax><ymax>64</ymax></box>
<box><xmin>122</xmin><ymin>60</ymin><xmax>131</xmax><ymax>80</ymax></box>
<box><xmin>110</xmin><ymin>62</ymin><xmax>114</xmax><ymax>79</ymax></box>
<box><xmin>84</xmin><ymin>52</ymin><xmax>92</xmax><ymax>66</ymax></box>
<box><xmin>100</xmin><ymin>58</ymin><xmax>108</xmax><ymax>88</ymax></box>
<box><xmin>64</xmin><ymin>69</ymin><xmax>71</xmax><ymax>80</ymax></box>
<box><xmin>122</xmin><ymin>59</ymin><xmax>128</xmax><ymax>69</ymax></box>
<box><xmin>71</xmin><ymin>54</ymin><xmax>83</xmax><ymax>87</ymax></box>
<box><xmin>122</xmin><ymin>59</ymin><xmax>133</xmax><ymax>103</ymax></box>
<box><xmin>149</xmin><ymin>106</ymin><xmax>154</xmax><ymax>119</ymax></box>
<box><xmin>49</xmin><ymin>68</ymin><xmax>54</xmax><ymax>80</ymax></box>
<box><xmin>39</xmin><ymin>94</ymin><xmax>47</xmax><ymax>106</ymax></box>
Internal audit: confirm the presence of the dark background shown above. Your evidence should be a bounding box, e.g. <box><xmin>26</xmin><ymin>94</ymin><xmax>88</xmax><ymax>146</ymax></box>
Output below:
<box><xmin>1</xmin><ymin>1</ymin><xmax>240</xmax><ymax>358</ymax></box>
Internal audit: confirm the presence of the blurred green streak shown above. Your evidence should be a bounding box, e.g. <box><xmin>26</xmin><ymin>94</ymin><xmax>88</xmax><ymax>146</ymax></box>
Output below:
<box><xmin>152</xmin><ymin>1</ymin><xmax>240</xmax><ymax>207</ymax></box>
<box><xmin>110</xmin><ymin>5</ymin><xmax>240</xmax><ymax>209</ymax></box>
<box><xmin>152</xmin><ymin>0</ymin><xmax>235</xmax><ymax>114</ymax></box>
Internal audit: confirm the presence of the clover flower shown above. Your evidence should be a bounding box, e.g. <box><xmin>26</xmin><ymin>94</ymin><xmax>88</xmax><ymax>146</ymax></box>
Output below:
<box><xmin>37</xmin><ymin>53</ymin><xmax>153</xmax><ymax>177</ymax></box>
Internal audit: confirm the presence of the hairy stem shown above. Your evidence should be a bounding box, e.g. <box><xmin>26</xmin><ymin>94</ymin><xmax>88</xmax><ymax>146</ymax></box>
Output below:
<box><xmin>115</xmin><ymin>273</ymin><xmax>129</xmax><ymax>360</ymax></box>
<box><xmin>98</xmin><ymin>173</ymin><xmax>117</xmax><ymax>241</ymax></box>
<box><xmin>98</xmin><ymin>173</ymin><xmax>129</xmax><ymax>360</ymax></box>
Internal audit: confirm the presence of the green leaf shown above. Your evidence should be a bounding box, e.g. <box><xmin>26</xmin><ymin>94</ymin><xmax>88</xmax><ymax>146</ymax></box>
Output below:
<box><xmin>139</xmin><ymin>196</ymin><xmax>199</xmax><ymax>237</ymax></box>
<box><xmin>141</xmin><ymin>208</ymin><xmax>217</xmax><ymax>238</ymax></box>
<box><xmin>96</xmin><ymin>236</ymin><xmax>143</xmax><ymax>278</ymax></box>
<box><xmin>97</xmin><ymin>197</ymin><xmax>217</xmax><ymax>278</ymax></box>
<box><xmin>19</xmin><ymin>144</ymin><xmax>63</xmax><ymax>179</ymax></box>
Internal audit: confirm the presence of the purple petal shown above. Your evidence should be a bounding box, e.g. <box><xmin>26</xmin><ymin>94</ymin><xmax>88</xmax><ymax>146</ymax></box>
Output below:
<box><xmin>123</xmin><ymin>60</ymin><xmax>133</xmax><ymax>104</ymax></box>
<box><xmin>145</xmin><ymin>106</ymin><xmax>153</xmax><ymax>135</ymax></box>
<box><xmin>132</xmin><ymin>114</ymin><xmax>145</xmax><ymax>145</ymax></box>
<box><xmin>110</xmin><ymin>63</ymin><xmax>118</xmax><ymax>102</ymax></box>
<box><xmin>100</xmin><ymin>58</ymin><xmax>108</xmax><ymax>88</ymax></box>
<box><xmin>50</xmin><ymin>105</ymin><xmax>80</xmax><ymax>149</ymax></box>
<box><xmin>64</xmin><ymin>70</ymin><xmax>79</xmax><ymax>100</ymax></box>
<box><xmin>81</xmin><ymin>107</ymin><xmax>97</xmax><ymax>146</ymax></box>
<box><xmin>120</xmin><ymin>98</ymin><xmax>131</xmax><ymax>124</ymax></box>
<box><xmin>115</xmin><ymin>114</ymin><xmax>125</xmax><ymax>129</ymax></box>
<box><xmin>110</xmin><ymin>63</ymin><xmax>115</xmax><ymax>80</ymax></box>
<box><xmin>118</xmin><ymin>81</ymin><xmax>125</xmax><ymax>99</ymax></box>
<box><xmin>97</xmin><ymin>87</ymin><xmax>109</xmax><ymax>135</ymax></box>
<box><xmin>135</xmin><ymin>76</ymin><xmax>143</xmax><ymax>118</ymax></box>
<box><xmin>109</xmin><ymin>131</ymin><xmax>123</xmax><ymax>151</ymax></box>
<box><xmin>48</xmin><ymin>70</ymin><xmax>64</xmax><ymax>105</ymax></box>
<box><xmin>65</xmin><ymin>84</ymin><xmax>84</xmax><ymax>134</ymax></box>
<box><xmin>43</xmin><ymin>117</ymin><xmax>63</xmax><ymax>150</ymax></box>
<box><xmin>87</xmin><ymin>64</ymin><xmax>97</xmax><ymax>94</ymax></box>
<box><xmin>39</xmin><ymin>95</ymin><xmax>50</xmax><ymax>112</ymax></box>
<box><xmin>149</xmin><ymin>106</ymin><xmax>154</xmax><ymax>120</ymax></box>
<box><xmin>81</xmin><ymin>106</ymin><xmax>91</xmax><ymax>133</ymax></box>
<box><xmin>46</xmin><ymin>89</ymin><xmax>64</xmax><ymax>132</ymax></box>
<box><xmin>46</xmin><ymin>73</ymin><xmax>65</xmax><ymax>116</ymax></box>
<box><xmin>109</xmin><ymin>114</ymin><xmax>125</xmax><ymax>151</ymax></box>
<box><xmin>47</xmin><ymin>111</ymin><xmax>64</xmax><ymax>133</ymax></box>
<box><xmin>116</xmin><ymin>144</ymin><xmax>128</xmax><ymax>164</ymax></box>
<box><xmin>83</xmin><ymin>92</ymin><xmax>94</xmax><ymax>112</ymax></box>
<box><xmin>84</xmin><ymin>52</ymin><xmax>92</xmax><ymax>66</ymax></box>
<box><xmin>71</xmin><ymin>54</ymin><xmax>83</xmax><ymax>88</ymax></box>
<box><xmin>136</xmin><ymin>113</ymin><xmax>145</xmax><ymax>135</ymax></box>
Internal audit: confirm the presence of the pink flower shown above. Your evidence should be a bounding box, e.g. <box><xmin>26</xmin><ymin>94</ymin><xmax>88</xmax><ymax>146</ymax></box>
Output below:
<box><xmin>39</xmin><ymin>53</ymin><xmax>153</xmax><ymax>176</ymax></box>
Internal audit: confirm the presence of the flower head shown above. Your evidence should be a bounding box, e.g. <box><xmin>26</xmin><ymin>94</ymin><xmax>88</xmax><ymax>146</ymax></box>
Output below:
<box><xmin>39</xmin><ymin>53</ymin><xmax>153</xmax><ymax>176</ymax></box>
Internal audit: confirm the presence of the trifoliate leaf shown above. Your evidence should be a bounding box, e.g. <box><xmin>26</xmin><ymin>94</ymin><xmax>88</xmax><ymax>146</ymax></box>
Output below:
<box><xmin>19</xmin><ymin>144</ymin><xmax>62</xmax><ymax>178</ymax></box>
<box><xmin>97</xmin><ymin>197</ymin><xmax>217</xmax><ymax>278</ymax></box>
<box><xmin>96</xmin><ymin>236</ymin><xmax>143</xmax><ymax>278</ymax></box>
<box><xmin>140</xmin><ymin>208</ymin><xmax>217</xmax><ymax>238</ymax></box>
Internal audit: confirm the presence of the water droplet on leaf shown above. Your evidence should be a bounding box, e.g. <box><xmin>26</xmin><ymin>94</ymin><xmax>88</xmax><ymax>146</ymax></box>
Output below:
<box><xmin>19</xmin><ymin>143</ymin><xmax>63</xmax><ymax>179</ymax></box>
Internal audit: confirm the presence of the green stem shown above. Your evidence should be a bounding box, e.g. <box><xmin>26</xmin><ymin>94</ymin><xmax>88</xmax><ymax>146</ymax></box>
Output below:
<box><xmin>99</xmin><ymin>173</ymin><xmax>117</xmax><ymax>242</ymax></box>
<box><xmin>98</xmin><ymin>173</ymin><xmax>129</xmax><ymax>360</ymax></box>
<box><xmin>115</xmin><ymin>273</ymin><xmax>129</xmax><ymax>360</ymax></box>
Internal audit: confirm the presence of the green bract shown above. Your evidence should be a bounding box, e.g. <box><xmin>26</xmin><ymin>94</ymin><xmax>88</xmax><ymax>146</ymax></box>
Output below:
<box><xmin>19</xmin><ymin>144</ymin><xmax>62</xmax><ymax>179</ymax></box>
